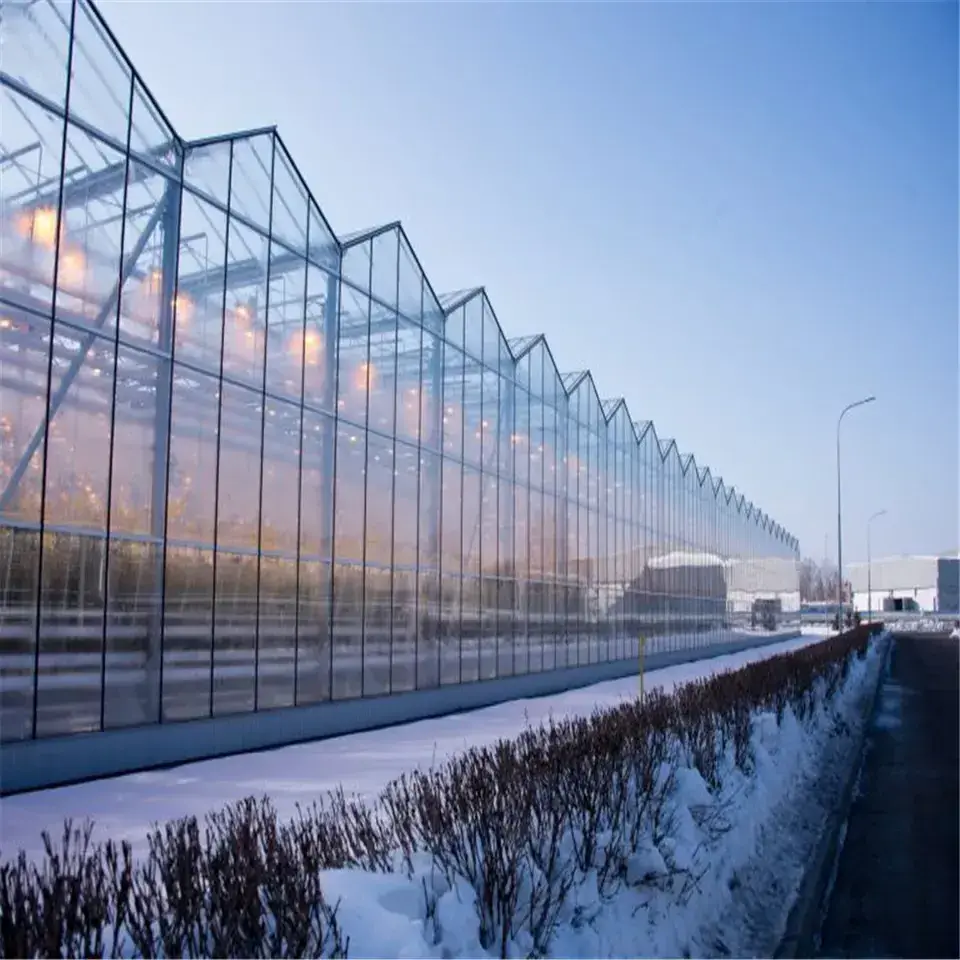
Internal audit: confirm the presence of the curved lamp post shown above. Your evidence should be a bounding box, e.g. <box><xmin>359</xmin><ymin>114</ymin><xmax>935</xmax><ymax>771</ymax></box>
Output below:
<box><xmin>837</xmin><ymin>396</ymin><xmax>876</xmax><ymax>625</ymax></box>
<box><xmin>867</xmin><ymin>509</ymin><xmax>887</xmax><ymax>623</ymax></box>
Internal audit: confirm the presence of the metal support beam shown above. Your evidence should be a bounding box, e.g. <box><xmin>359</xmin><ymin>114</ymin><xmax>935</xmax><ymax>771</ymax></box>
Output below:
<box><xmin>425</xmin><ymin>336</ymin><xmax>443</xmax><ymax>564</ymax></box>
<box><xmin>146</xmin><ymin>180</ymin><xmax>181</xmax><ymax>721</ymax></box>
<box><xmin>0</xmin><ymin>193</ymin><xmax>166</xmax><ymax>513</ymax></box>
<box><xmin>319</xmin><ymin>270</ymin><xmax>339</xmax><ymax>648</ymax></box>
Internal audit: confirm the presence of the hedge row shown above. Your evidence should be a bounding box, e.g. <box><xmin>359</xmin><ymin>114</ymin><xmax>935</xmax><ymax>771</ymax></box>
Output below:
<box><xmin>0</xmin><ymin>624</ymin><xmax>882</xmax><ymax>959</ymax></box>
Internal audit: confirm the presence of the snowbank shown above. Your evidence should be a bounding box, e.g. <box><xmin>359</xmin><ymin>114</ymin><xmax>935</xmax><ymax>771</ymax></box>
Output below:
<box><xmin>0</xmin><ymin>630</ymin><xmax>887</xmax><ymax>959</ymax></box>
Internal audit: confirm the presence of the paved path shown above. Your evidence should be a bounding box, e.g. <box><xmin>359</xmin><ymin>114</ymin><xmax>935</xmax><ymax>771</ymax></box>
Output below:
<box><xmin>817</xmin><ymin>633</ymin><xmax>959</xmax><ymax>959</ymax></box>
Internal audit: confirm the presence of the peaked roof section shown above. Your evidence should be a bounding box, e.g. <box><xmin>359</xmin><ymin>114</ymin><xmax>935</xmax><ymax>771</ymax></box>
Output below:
<box><xmin>70</xmin><ymin>0</ymin><xmax>797</xmax><ymax>550</ymax></box>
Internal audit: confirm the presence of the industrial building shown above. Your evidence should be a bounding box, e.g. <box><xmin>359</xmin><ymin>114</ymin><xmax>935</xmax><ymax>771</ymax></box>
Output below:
<box><xmin>0</xmin><ymin>0</ymin><xmax>799</xmax><ymax>784</ymax></box>
<box><xmin>849</xmin><ymin>556</ymin><xmax>960</xmax><ymax>616</ymax></box>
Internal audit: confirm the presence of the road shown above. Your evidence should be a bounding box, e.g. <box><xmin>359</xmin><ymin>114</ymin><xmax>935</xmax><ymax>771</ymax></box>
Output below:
<box><xmin>817</xmin><ymin>633</ymin><xmax>959</xmax><ymax>959</ymax></box>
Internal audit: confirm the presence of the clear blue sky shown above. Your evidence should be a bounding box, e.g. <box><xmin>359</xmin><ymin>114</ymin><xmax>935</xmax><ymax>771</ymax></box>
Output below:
<box><xmin>101</xmin><ymin>0</ymin><xmax>958</xmax><ymax>565</ymax></box>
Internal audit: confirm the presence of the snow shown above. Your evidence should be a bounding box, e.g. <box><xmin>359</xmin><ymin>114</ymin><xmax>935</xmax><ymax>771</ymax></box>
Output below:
<box><xmin>0</xmin><ymin>630</ymin><xmax>886</xmax><ymax>959</ymax></box>
<box><xmin>1</xmin><ymin>633</ymin><xmax>819</xmax><ymax>863</ymax></box>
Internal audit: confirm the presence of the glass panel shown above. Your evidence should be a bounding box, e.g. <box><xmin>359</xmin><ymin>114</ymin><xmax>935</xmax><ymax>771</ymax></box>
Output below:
<box><xmin>117</xmin><ymin>162</ymin><xmax>179</xmax><ymax>350</ymax></box>
<box><xmin>0</xmin><ymin>310</ymin><xmax>51</xmax><ymax>525</ymax></box>
<box><xmin>41</xmin><ymin>328</ymin><xmax>114</xmax><ymax>530</ymax></box>
<box><xmin>229</xmin><ymin>134</ymin><xmax>273</xmax><ymax>236</ymax></box>
<box><xmin>107</xmin><ymin>345</ymin><xmax>163</xmax><ymax>536</ymax></box>
<box><xmin>365</xmin><ymin>431</ymin><xmax>394</xmax><ymax>566</ymax></box>
<box><xmin>297</xmin><ymin>407</ymin><xmax>334</xmax><ymax>704</ymax></box>
<box><xmin>221</xmin><ymin>218</ymin><xmax>268</xmax><ymax>389</ymax></box>
<box><xmin>0</xmin><ymin>527</ymin><xmax>40</xmax><ymax>741</ymax></box>
<box><xmin>67</xmin><ymin>0</ymin><xmax>132</xmax><ymax>147</ymax></box>
<box><xmin>1</xmin><ymin>0</ymin><xmax>72</xmax><ymax>107</ymax></box>
<box><xmin>166</xmin><ymin>364</ymin><xmax>219</xmax><ymax>543</ymax></box>
<box><xmin>257</xmin><ymin>555</ymin><xmax>297</xmax><ymax>710</ymax></box>
<box><xmin>216</xmin><ymin>382</ymin><xmax>262</xmax><ymax>550</ymax></box>
<box><xmin>341</xmin><ymin>238</ymin><xmax>371</xmax><ymax>295</ymax></box>
<box><xmin>390</xmin><ymin>568</ymin><xmax>416</xmax><ymax>693</ymax></box>
<box><xmin>212</xmin><ymin>547</ymin><xmax>256</xmax><ymax>716</ymax></box>
<box><xmin>270</xmin><ymin>144</ymin><xmax>309</xmax><ymax>256</ymax></box>
<box><xmin>103</xmin><ymin>538</ymin><xmax>162</xmax><ymax>729</ymax></box>
<box><xmin>35</xmin><ymin>530</ymin><xmax>104</xmax><ymax>736</ymax></box>
<box><xmin>370</xmin><ymin>229</ymin><xmax>398</xmax><ymax>310</ymax></box>
<box><xmin>264</xmin><ymin>242</ymin><xmax>306</xmax><ymax>401</ymax></box>
<box><xmin>363</xmin><ymin>565</ymin><xmax>391</xmax><ymax>696</ymax></box>
<box><xmin>129</xmin><ymin>78</ymin><xmax>180</xmax><ymax>171</ymax></box>
<box><xmin>462</xmin><ymin>293</ymin><xmax>483</xmax><ymax>361</ymax></box>
<box><xmin>336</xmin><ymin>284</ymin><xmax>371</xmax><ymax>428</ymax></box>
<box><xmin>331</xmin><ymin>561</ymin><xmax>361</xmax><ymax>700</ymax></box>
<box><xmin>306</xmin><ymin>200</ymin><xmax>338</xmax><ymax>272</ymax></box>
<box><xmin>368</xmin><ymin>305</ymin><xmax>397</xmax><ymax>436</ymax></box>
<box><xmin>259</xmin><ymin>397</ymin><xmax>300</xmax><ymax>554</ymax></box>
<box><xmin>173</xmin><ymin>190</ymin><xmax>227</xmax><ymax>371</ymax></box>
<box><xmin>0</xmin><ymin>88</ymin><xmax>68</xmax><ymax>315</ymax></box>
<box><xmin>397</xmin><ymin>235</ymin><xmax>423</xmax><ymax>325</ymax></box>
<box><xmin>54</xmin><ymin>124</ymin><xmax>128</xmax><ymax>336</ymax></box>
<box><xmin>183</xmin><ymin>140</ymin><xmax>231</xmax><ymax>210</ymax></box>
<box><xmin>302</xmin><ymin>262</ymin><xmax>335</xmax><ymax>412</ymax></box>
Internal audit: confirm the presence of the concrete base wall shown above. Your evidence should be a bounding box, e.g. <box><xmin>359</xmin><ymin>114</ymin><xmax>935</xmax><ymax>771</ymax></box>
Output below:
<box><xmin>0</xmin><ymin>629</ymin><xmax>801</xmax><ymax>796</ymax></box>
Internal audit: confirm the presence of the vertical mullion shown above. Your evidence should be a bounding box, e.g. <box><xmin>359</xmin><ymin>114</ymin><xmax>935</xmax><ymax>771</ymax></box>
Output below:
<box><xmin>387</xmin><ymin>238</ymin><xmax>400</xmax><ymax>694</ymax></box>
<box><xmin>208</xmin><ymin>139</ymin><xmax>235</xmax><ymax>716</ymax></box>
<box><xmin>31</xmin><ymin>0</ymin><xmax>78</xmax><ymax>740</ymax></box>
<box><xmin>98</xmin><ymin>72</ymin><xmax>136</xmax><ymax>730</ymax></box>
<box><xmin>359</xmin><ymin>241</ymin><xmax>374</xmax><ymax>696</ymax></box>
<box><xmin>412</xmin><ymin>283</ymin><xmax>424</xmax><ymax>689</ymax></box>
<box><xmin>252</xmin><ymin>137</ymin><xmax>277</xmax><ymax>712</ymax></box>
<box><xmin>155</xmin><ymin>162</ymin><xmax>186</xmax><ymax>725</ymax></box>
<box><xmin>292</xmin><ymin>210</ymin><xmax>311</xmax><ymax>707</ymax></box>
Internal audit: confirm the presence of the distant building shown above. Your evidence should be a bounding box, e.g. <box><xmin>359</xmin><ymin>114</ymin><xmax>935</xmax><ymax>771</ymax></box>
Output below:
<box><xmin>848</xmin><ymin>555</ymin><xmax>960</xmax><ymax>614</ymax></box>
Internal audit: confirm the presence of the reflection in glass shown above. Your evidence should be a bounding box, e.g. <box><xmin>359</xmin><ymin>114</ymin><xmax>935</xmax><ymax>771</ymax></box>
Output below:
<box><xmin>0</xmin><ymin>0</ymin><xmax>800</xmax><ymax>748</ymax></box>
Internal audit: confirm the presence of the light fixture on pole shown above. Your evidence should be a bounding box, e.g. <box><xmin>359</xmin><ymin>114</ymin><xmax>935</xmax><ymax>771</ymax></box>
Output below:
<box><xmin>837</xmin><ymin>396</ymin><xmax>876</xmax><ymax>627</ymax></box>
<box><xmin>867</xmin><ymin>509</ymin><xmax>887</xmax><ymax>623</ymax></box>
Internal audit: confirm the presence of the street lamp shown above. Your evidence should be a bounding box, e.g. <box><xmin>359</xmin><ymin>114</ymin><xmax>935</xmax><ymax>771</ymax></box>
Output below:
<box><xmin>867</xmin><ymin>509</ymin><xmax>887</xmax><ymax>623</ymax></box>
<box><xmin>837</xmin><ymin>396</ymin><xmax>875</xmax><ymax>628</ymax></box>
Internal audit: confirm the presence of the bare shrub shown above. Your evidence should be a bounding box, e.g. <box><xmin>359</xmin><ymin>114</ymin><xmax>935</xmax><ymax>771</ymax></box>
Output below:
<box><xmin>2</xmin><ymin>624</ymin><xmax>880</xmax><ymax>958</ymax></box>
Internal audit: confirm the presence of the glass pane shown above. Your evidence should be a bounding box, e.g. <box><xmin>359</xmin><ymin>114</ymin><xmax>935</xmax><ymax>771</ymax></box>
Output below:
<box><xmin>184</xmin><ymin>140</ymin><xmax>231</xmax><ymax>210</ymax></box>
<box><xmin>216</xmin><ymin>382</ymin><xmax>262</xmax><ymax>550</ymax></box>
<box><xmin>370</xmin><ymin>228</ymin><xmax>398</xmax><ymax>310</ymax></box>
<box><xmin>54</xmin><ymin>123</ymin><xmax>129</xmax><ymax>336</ymax></box>
<box><xmin>257</xmin><ymin>555</ymin><xmax>297</xmax><ymax>710</ymax></box>
<box><xmin>161</xmin><ymin>545</ymin><xmax>214</xmax><ymax>723</ymax></box>
<box><xmin>174</xmin><ymin>190</ymin><xmax>227</xmax><ymax>372</ymax></box>
<box><xmin>0</xmin><ymin>527</ymin><xmax>40</xmax><ymax>741</ymax></box>
<box><xmin>302</xmin><ymin>262</ymin><xmax>336</xmax><ymax>412</ymax></box>
<box><xmin>0</xmin><ymin>87</ymin><xmax>67</xmax><ymax>315</ymax></box>
<box><xmin>229</xmin><ymin>134</ymin><xmax>273</xmax><ymax>236</ymax></box>
<box><xmin>264</xmin><ymin>242</ymin><xmax>306</xmax><ymax>401</ymax></box>
<box><xmin>35</xmin><ymin>530</ymin><xmax>105</xmax><ymax>736</ymax></box>
<box><xmin>397</xmin><ymin>236</ymin><xmax>423</xmax><ymax>325</ymax></box>
<box><xmin>0</xmin><ymin>0</ymin><xmax>72</xmax><ymax>107</ymax></box>
<box><xmin>42</xmin><ymin>328</ymin><xmax>114</xmax><ymax>531</ymax></box>
<box><xmin>212</xmin><ymin>548</ymin><xmax>256</xmax><ymax>716</ymax></box>
<box><xmin>67</xmin><ymin>0</ymin><xmax>132</xmax><ymax>147</ymax></box>
<box><xmin>118</xmin><ymin>162</ymin><xmax>180</xmax><ymax>350</ymax></box>
<box><xmin>221</xmin><ymin>218</ymin><xmax>268</xmax><ymax>389</ymax></box>
<box><xmin>129</xmin><ymin>78</ymin><xmax>180</xmax><ymax>171</ymax></box>
<box><xmin>270</xmin><ymin>144</ymin><xmax>309</xmax><ymax>255</ymax></box>
<box><xmin>166</xmin><ymin>364</ymin><xmax>219</xmax><ymax>543</ymax></box>
<box><xmin>103</xmin><ymin>538</ymin><xmax>162</xmax><ymax>729</ymax></box>
<box><xmin>0</xmin><ymin>310</ymin><xmax>51</xmax><ymax>525</ymax></box>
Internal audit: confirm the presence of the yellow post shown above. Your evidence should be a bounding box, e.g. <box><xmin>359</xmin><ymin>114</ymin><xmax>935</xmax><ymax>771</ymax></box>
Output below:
<box><xmin>638</xmin><ymin>634</ymin><xmax>647</xmax><ymax>703</ymax></box>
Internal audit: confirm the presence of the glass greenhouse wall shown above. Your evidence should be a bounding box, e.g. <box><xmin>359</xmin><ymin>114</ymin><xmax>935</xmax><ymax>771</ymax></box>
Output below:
<box><xmin>0</xmin><ymin>0</ymin><xmax>800</xmax><ymax>745</ymax></box>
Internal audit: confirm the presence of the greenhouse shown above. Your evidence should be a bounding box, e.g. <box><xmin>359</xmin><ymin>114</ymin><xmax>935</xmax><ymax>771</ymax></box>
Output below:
<box><xmin>0</xmin><ymin>0</ymin><xmax>800</xmax><ymax>748</ymax></box>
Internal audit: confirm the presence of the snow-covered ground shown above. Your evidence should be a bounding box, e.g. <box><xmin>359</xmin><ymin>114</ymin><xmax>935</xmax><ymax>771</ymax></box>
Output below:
<box><xmin>2</xmin><ymin>633</ymin><xmax>820</xmax><ymax>864</ymax></box>
<box><xmin>312</xmin><ymin>634</ymin><xmax>886</xmax><ymax>959</ymax></box>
